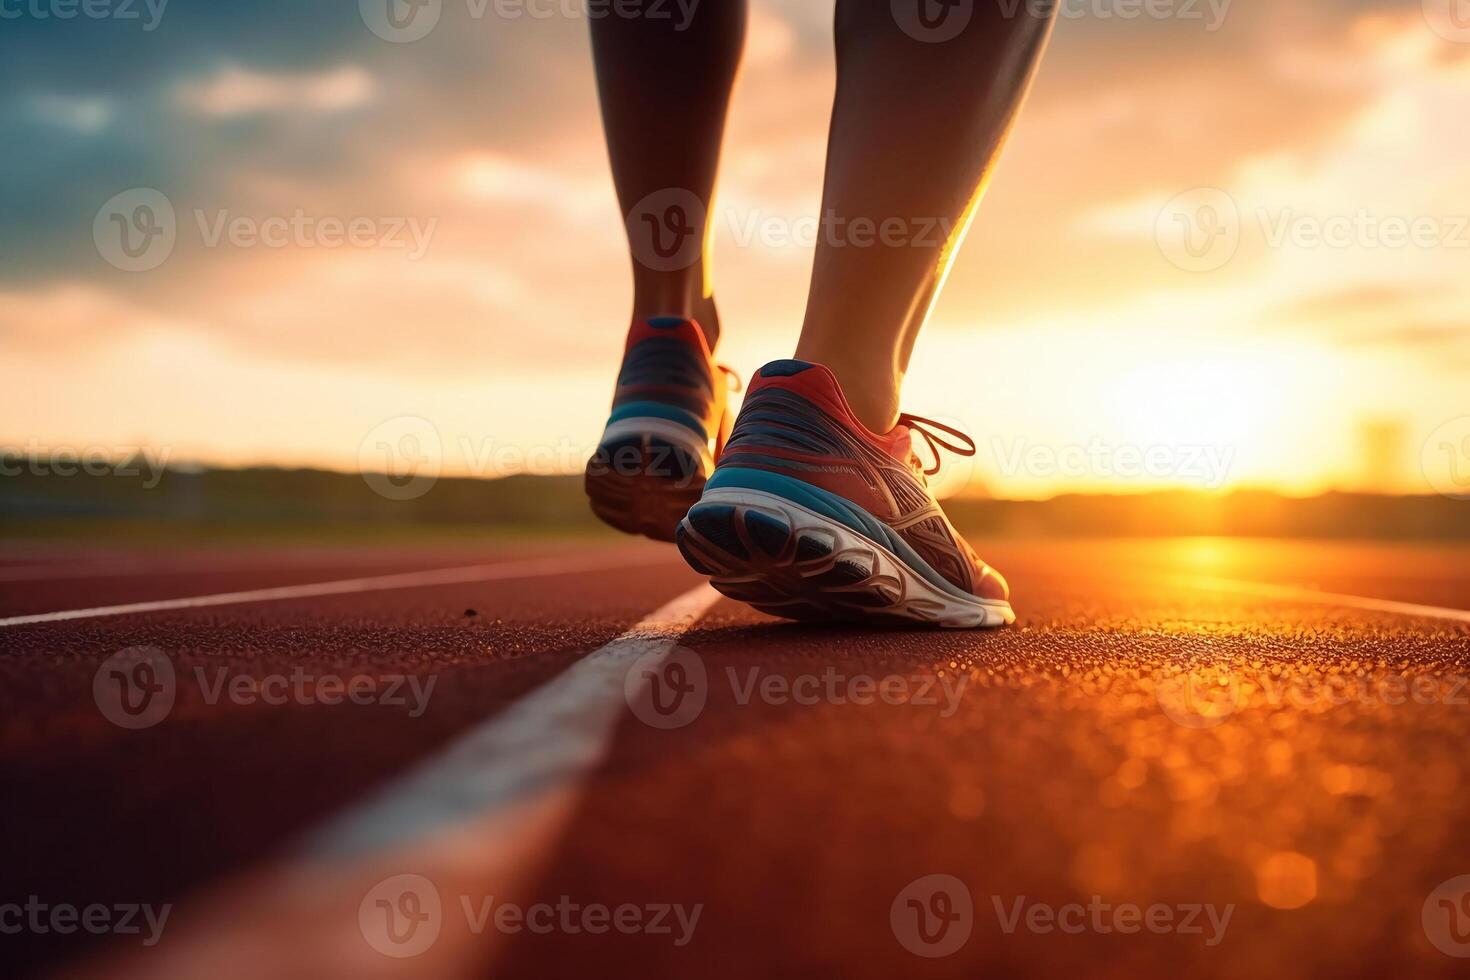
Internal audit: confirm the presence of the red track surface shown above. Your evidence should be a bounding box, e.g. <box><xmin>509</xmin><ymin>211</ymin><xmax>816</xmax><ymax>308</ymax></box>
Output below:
<box><xmin>3</xmin><ymin>537</ymin><xmax>1470</xmax><ymax>977</ymax></box>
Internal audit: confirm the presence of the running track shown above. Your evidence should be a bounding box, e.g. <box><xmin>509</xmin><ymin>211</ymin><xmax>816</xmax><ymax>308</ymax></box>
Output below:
<box><xmin>3</xmin><ymin>536</ymin><xmax>1470</xmax><ymax>977</ymax></box>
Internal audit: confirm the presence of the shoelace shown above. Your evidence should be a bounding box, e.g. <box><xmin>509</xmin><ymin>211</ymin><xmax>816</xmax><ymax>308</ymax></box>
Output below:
<box><xmin>718</xmin><ymin>364</ymin><xmax>743</xmax><ymax>393</ymax></box>
<box><xmin>714</xmin><ymin>365</ymin><xmax>742</xmax><ymax>458</ymax></box>
<box><xmin>898</xmin><ymin>413</ymin><xmax>977</xmax><ymax>476</ymax></box>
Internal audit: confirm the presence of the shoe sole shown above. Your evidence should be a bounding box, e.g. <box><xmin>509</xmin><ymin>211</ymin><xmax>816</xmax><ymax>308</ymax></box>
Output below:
<box><xmin>585</xmin><ymin>418</ymin><xmax>714</xmax><ymax>543</ymax></box>
<box><xmin>676</xmin><ymin>488</ymin><xmax>1014</xmax><ymax>628</ymax></box>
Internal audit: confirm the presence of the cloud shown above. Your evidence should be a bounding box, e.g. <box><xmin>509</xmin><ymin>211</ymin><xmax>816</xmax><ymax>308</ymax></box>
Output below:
<box><xmin>27</xmin><ymin>94</ymin><xmax>112</xmax><ymax>133</ymax></box>
<box><xmin>1343</xmin><ymin>322</ymin><xmax>1470</xmax><ymax>349</ymax></box>
<box><xmin>3</xmin><ymin>0</ymin><xmax>1467</xmax><ymax>492</ymax></box>
<box><xmin>0</xmin><ymin>283</ymin><xmax>189</xmax><ymax>351</ymax></box>
<box><xmin>446</xmin><ymin>153</ymin><xmax>608</xmax><ymax>220</ymax></box>
<box><xmin>176</xmin><ymin>64</ymin><xmax>375</xmax><ymax>117</ymax></box>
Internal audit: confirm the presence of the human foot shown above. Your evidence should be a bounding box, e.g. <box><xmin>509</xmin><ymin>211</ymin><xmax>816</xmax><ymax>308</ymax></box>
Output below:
<box><xmin>584</xmin><ymin>316</ymin><xmax>732</xmax><ymax>542</ymax></box>
<box><xmin>674</xmin><ymin>359</ymin><xmax>1012</xmax><ymax>627</ymax></box>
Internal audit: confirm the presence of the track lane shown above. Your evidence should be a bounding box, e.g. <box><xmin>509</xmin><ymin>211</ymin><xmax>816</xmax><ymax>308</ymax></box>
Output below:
<box><xmin>0</xmin><ymin>553</ymin><xmax>706</xmax><ymax>977</ymax></box>
<box><xmin>3</xmin><ymin>537</ymin><xmax>1468</xmax><ymax>978</ymax></box>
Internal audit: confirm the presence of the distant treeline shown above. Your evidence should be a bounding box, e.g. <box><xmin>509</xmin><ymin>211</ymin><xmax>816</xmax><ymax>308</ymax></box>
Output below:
<box><xmin>2</xmin><ymin>458</ymin><xmax>1468</xmax><ymax>539</ymax></box>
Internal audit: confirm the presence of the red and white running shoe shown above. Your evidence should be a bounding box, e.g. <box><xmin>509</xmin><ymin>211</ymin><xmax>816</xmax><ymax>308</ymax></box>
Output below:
<box><xmin>585</xmin><ymin>316</ymin><xmax>733</xmax><ymax>542</ymax></box>
<box><xmin>675</xmin><ymin>359</ymin><xmax>1012</xmax><ymax>627</ymax></box>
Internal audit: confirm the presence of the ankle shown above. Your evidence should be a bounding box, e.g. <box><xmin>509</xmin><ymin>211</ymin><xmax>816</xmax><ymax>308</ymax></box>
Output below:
<box><xmin>792</xmin><ymin>345</ymin><xmax>901</xmax><ymax>433</ymax></box>
<box><xmin>632</xmin><ymin>279</ymin><xmax>720</xmax><ymax>349</ymax></box>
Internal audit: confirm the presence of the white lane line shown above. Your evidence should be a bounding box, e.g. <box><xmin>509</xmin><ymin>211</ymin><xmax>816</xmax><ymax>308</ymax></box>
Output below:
<box><xmin>66</xmin><ymin>583</ymin><xmax>722</xmax><ymax>980</ymax></box>
<box><xmin>302</xmin><ymin>581</ymin><xmax>721</xmax><ymax>860</ymax></box>
<box><xmin>0</xmin><ymin>550</ymin><xmax>398</xmax><ymax>582</ymax></box>
<box><xmin>1184</xmin><ymin>575</ymin><xmax>1470</xmax><ymax>625</ymax></box>
<box><xmin>0</xmin><ymin>552</ymin><xmax>667</xmax><ymax>628</ymax></box>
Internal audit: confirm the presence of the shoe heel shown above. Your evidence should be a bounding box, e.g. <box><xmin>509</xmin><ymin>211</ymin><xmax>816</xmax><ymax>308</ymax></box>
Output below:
<box><xmin>584</xmin><ymin>423</ymin><xmax>711</xmax><ymax>542</ymax></box>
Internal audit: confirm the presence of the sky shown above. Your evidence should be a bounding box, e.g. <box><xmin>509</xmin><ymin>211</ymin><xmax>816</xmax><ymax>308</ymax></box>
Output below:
<box><xmin>1</xmin><ymin>0</ymin><xmax>1468</xmax><ymax>498</ymax></box>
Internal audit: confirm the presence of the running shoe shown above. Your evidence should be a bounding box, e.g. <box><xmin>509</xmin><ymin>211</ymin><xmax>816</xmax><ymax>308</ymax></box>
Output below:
<box><xmin>585</xmin><ymin>316</ymin><xmax>732</xmax><ymax>541</ymax></box>
<box><xmin>675</xmin><ymin>359</ymin><xmax>1013</xmax><ymax>627</ymax></box>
